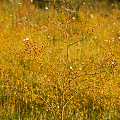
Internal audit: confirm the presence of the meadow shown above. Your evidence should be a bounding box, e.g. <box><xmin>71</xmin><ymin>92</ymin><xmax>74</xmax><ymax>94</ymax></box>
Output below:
<box><xmin>0</xmin><ymin>0</ymin><xmax>120</xmax><ymax>119</ymax></box>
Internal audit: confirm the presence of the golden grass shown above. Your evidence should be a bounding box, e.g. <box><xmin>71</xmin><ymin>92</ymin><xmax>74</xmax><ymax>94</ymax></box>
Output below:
<box><xmin>0</xmin><ymin>0</ymin><xmax>120</xmax><ymax>119</ymax></box>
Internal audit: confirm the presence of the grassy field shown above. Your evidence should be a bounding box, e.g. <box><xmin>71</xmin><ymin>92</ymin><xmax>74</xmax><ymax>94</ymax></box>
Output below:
<box><xmin>0</xmin><ymin>0</ymin><xmax>120</xmax><ymax>119</ymax></box>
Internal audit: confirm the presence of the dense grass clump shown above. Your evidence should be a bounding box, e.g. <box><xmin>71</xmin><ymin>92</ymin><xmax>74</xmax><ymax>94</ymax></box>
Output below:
<box><xmin>0</xmin><ymin>0</ymin><xmax>120</xmax><ymax>119</ymax></box>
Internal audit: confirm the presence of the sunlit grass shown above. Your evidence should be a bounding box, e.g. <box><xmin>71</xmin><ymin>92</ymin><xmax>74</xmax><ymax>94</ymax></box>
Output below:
<box><xmin>0</xmin><ymin>0</ymin><xmax>120</xmax><ymax>119</ymax></box>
